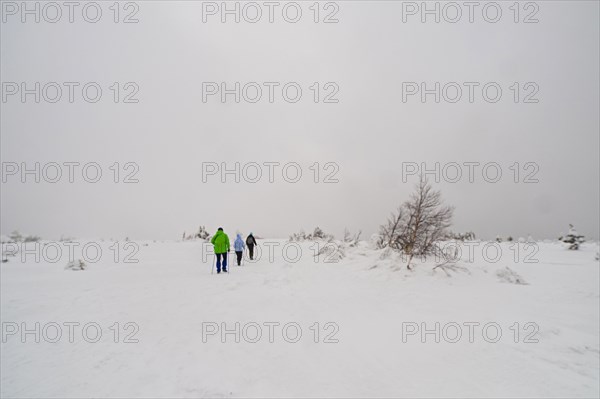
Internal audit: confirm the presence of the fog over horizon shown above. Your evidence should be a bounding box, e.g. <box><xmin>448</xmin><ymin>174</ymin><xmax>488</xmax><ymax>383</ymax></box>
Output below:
<box><xmin>1</xmin><ymin>1</ymin><xmax>599</xmax><ymax>241</ymax></box>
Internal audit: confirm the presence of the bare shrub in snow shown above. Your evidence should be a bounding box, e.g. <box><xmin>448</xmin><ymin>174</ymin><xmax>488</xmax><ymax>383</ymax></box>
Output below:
<box><xmin>431</xmin><ymin>243</ymin><xmax>469</xmax><ymax>276</ymax></box>
<box><xmin>377</xmin><ymin>206</ymin><xmax>406</xmax><ymax>250</ymax></box>
<box><xmin>433</xmin><ymin>261</ymin><xmax>469</xmax><ymax>276</ymax></box>
<box><xmin>378</xmin><ymin>175</ymin><xmax>454</xmax><ymax>269</ymax></box>
<box><xmin>65</xmin><ymin>259</ymin><xmax>86</xmax><ymax>271</ymax></box>
<box><xmin>496</xmin><ymin>267</ymin><xmax>528</xmax><ymax>285</ymax></box>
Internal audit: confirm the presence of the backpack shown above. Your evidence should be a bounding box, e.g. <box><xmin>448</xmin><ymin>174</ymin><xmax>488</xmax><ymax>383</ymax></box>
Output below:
<box><xmin>246</xmin><ymin>236</ymin><xmax>254</xmax><ymax>245</ymax></box>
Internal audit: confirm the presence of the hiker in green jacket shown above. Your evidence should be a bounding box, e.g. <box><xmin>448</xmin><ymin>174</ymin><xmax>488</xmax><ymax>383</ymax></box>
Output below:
<box><xmin>211</xmin><ymin>227</ymin><xmax>230</xmax><ymax>273</ymax></box>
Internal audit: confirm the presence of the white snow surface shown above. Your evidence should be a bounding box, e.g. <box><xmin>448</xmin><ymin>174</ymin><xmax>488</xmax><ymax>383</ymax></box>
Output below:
<box><xmin>1</xmin><ymin>240</ymin><xmax>599</xmax><ymax>398</ymax></box>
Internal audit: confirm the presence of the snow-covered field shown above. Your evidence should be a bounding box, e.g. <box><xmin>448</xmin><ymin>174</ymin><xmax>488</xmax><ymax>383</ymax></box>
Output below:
<box><xmin>1</xmin><ymin>239</ymin><xmax>599</xmax><ymax>398</ymax></box>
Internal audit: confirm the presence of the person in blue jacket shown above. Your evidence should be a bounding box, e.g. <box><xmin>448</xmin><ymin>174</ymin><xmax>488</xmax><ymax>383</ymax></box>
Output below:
<box><xmin>234</xmin><ymin>233</ymin><xmax>245</xmax><ymax>266</ymax></box>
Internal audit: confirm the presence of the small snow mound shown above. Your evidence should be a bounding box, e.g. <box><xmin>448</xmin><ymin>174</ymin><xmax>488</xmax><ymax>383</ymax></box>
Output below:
<box><xmin>496</xmin><ymin>267</ymin><xmax>528</xmax><ymax>285</ymax></box>
<box><xmin>379</xmin><ymin>247</ymin><xmax>393</xmax><ymax>260</ymax></box>
<box><xmin>65</xmin><ymin>259</ymin><xmax>86</xmax><ymax>271</ymax></box>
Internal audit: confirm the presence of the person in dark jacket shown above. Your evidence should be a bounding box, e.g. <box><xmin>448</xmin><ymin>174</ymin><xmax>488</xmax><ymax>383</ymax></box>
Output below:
<box><xmin>246</xmin><ymin>233</ymin><xmax>257</xmax><ymax>260</ymax></box>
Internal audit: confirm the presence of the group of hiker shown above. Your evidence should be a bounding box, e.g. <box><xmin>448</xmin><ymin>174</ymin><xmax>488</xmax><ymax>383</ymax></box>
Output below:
<box><xmin>210</xmin><ymin>228</ymin><xmax>257</xmax><ymax>273</ymax></box>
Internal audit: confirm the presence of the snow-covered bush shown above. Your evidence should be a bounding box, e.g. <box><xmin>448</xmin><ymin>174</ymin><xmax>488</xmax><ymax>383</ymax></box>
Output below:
<box><xmin>196</xmin><ymin>225</ymin><xmax>210</xmax><ymax>240</ymax></box>
<box><xmin>65</xmin><ymin>259</ymin><xmax>86</xmax><ymax>271</ymax></box>
<box><xmin>181</xmin><ymin>225</ymin><xmax>210</xmax><ymax>241</ymax></box>
<box><xmin>5</xmin><ymin>231</ymin><xmax>41</xmax><ymax>243</ymax></box>
<box><xmin>559</xmin><ymin>224</ymin><xmax>585</xmax><ymax>250</ymax></box>
<box><xmin>315</xmin><ymin>239</ymin><xmax>345</xmax><ymax>263</ymax></box>
<box><xmin>8</xmin><ymin>231</ymin><xmax>22</xmax><ymax>242</ymax></box>
<box><xmin>343</xmin><ymin>228</ymin><xmax>361</xmax><ymax>247</ymax></box>
<box><xmin>288</xmin><ymin>228</ymin><xmax>345</xmax><ymax>262</ymax></box>
<box><xmin>311</xmin><ymin>227</ymin><xmax>332</xmax><ymax>240</ymax></box>
<box><xmin>289</xmin><ymin>230</ymin><xmax>307</xmax><ymax>241</ymax></box>
<box><xmin>289</xmin><ymin>227</ymin><xmax>334</xmax><ymax>242</ymax></box>
<box><xmin>440</xmin><ymin>231</ymin><xmax>475</xmax><ymax>241</ymax></box>
<box><xmin>444</xmin><ymin>231</ymin><xmax>476</xmax><ymax>241</ymax></box>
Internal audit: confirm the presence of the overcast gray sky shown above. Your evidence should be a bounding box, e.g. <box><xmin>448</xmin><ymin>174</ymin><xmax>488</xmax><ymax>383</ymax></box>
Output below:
<box><xmin>1</xmin><ymin>1</ymin><xmax>598</xmax><ymax>240</ymax></box>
